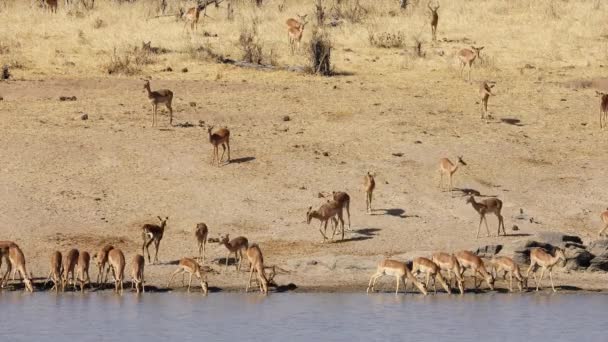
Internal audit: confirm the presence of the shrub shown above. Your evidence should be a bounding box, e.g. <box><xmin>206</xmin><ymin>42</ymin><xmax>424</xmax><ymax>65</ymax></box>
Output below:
<box><xmin>238</xmin><ymin>18</ymin><xmax>264</xmax><ymax>64</ymax></box>
<box><xmin>103</xmin><ymin>46</ymin><xmax>154</xmax><ymax>75</ymax></box>
<box><xmin>369</xmin><ymin>31</ymin><xmax>406</xmax><ymax>48</ymax></box>
<box><xmin>308</xmin><ymin>28</ymin><xmax>332</xmax><ymax>75</ymax></box>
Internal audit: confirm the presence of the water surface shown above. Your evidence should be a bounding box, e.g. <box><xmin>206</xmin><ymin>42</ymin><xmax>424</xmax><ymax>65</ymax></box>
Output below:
<box><xmin>1</xmin><ymin>292</ymin><xmax>605</xmax><ymax>341</ymax></box>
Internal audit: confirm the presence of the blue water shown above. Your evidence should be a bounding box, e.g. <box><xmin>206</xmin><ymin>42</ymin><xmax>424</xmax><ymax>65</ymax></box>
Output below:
<box><xmin>0</xmin><ymin>292</ymin><xmax>606</xmax><ymax>341</ymax></box>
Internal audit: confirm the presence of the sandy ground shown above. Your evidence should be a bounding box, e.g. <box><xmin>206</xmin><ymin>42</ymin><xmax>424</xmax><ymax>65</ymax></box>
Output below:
<box><xmin>0</xmin><ymin>57</ymin><xmax>607</xmax><ymax>294</ymax></box>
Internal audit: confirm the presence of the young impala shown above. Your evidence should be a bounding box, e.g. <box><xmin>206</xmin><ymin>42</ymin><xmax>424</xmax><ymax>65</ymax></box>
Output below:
<box><xmin>367</xmin><ymin>259</ymin><xmax>427</xmax><ymax>295</ymax></box>
<box><xmin>455</xmin><ymin>250</ymin><xmax>494</xmax><ymax>291</ymax></box>
<box><xmin>438</xmin><ymin>156</ymin><xmax>466</xmax><ymax>194</ymax></box>
<box><xmin>526</xmin><ymin>247</ymin><xmax>566</xmax><ymax>292</ymax></box>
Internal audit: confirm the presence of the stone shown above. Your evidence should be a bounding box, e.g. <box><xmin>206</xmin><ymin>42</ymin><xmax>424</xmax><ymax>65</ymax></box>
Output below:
<box><xmin>534</xmin><ymin>231</ymin><xmax>582</xmax><ymax>246</ymax></box>
<box><xmin>588</xmin><ymin>239</ymin><xmax>608</xmax><ymax>256</ymax></box>
<box><xmin>189</xmin><ymin>102</ymin><xmax>197</xmax><ymax>107</ymax></box>
<box><xmin>79</xmin><ymin>113</ymin><xmax>88</xmax><ymax>120</ymax></box>
<box><xmin>563</xmin><ymin>246</ymin><xmax>594</xmax><ymax>271</ymax></box>
<box><xmin>181</xmin><ymin>67</ymin><xmax>188</xmax><ymax>73</ymax></box>
<box><xmin>588</xmin><ymin>253</ymin><xmax>608</xmax><ymax>272</ymax></box>
<box><xmin>282</xmin><ymin>115</ymin><xmax>291</xmax><ymax>121</ymax></box>
<box><xmin>475</xmin><ymin>244</ymin><xmax>503</xmax><ymax>258</ymax></box>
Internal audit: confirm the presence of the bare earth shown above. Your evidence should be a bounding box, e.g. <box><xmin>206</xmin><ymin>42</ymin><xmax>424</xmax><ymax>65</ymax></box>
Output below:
<box><xmin>0</xmin><ymin>61</ymin><xmax>607</xmax><ymax>293</ymax></box>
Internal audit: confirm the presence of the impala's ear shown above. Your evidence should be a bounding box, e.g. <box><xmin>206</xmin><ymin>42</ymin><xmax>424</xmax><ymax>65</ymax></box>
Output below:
<box><xmin>166</xmin><ymin>216</ymin><xmax>169</xmax><ymax>221</ymax></box>
<box><xmin>157</xmin><ymin>216</ymin><xmax>162</xmax><ymax>221</ymax></box>
<box><xmin>479</xmin><ymin>46</ymin><xmax>485</xmax><ymax>50</ymax></box>
<box><xmin>308</xmin><ymin>206</ymin><xmax>312</xmax><ymax>210</ymax></box>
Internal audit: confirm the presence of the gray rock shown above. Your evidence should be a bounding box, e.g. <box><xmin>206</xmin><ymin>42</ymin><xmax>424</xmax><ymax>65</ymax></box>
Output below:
<box><xmin>534</xmin><ymin>231</ymin><xmax>582</xmax><ymax>246</ymax></box>
<box><xmin>588</xmin><ymin>253</ymin><xmax>608</xmax><ymax>272</ymax></box>
<box><xmin>588</xmin><ymin>239</ymin><xmax>608</xmax><ymax>256</ymax></box>
<box><xmin>79</xmin><ymin>113</ymin><xmax>88</xmax><ymax>120</ymax></box>
<box><xmin>563</xmin><ymin>247</ymin><xmax>594</xmax><ymax>271</ymax></box>
<box><xmin>475</xmin><ymin>244</ymin><xmax>503</xmax><ymax>258</ymax></box>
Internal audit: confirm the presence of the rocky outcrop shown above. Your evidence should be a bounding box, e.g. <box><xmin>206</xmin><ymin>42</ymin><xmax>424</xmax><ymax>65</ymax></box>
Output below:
<box><xmin>475</xmin><ymin>244</ymin><xmax>503</xmax><ymax>258</ymax></box>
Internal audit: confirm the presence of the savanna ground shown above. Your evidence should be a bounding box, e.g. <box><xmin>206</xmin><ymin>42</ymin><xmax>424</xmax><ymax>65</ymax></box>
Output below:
<box><xmin>0</xmin><ymin>0</ymin><xmax>607</xmax><ymax>292</ymax></box>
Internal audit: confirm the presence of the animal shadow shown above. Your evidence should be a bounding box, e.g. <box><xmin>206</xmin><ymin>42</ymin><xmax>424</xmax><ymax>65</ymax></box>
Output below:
<box><xmin>453</xmin><ymin>188</ymin><xmax>481</xmax><ymax>196</ymax></box>
<box><xmin>229</xmin><ymin>156</ymin><xmax>255</xmax><ymax>164</ymax></box>
<box><xmin>500</xmin><ymin>118</ymin><xmax>524</xmax><ymax>126</ymax></box>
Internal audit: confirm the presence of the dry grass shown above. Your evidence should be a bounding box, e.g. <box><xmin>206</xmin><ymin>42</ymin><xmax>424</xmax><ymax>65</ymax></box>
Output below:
<box><xmin>0</xmin><ymin>0</ymin><xmax>604</xmax><ymax>77</ymax></box>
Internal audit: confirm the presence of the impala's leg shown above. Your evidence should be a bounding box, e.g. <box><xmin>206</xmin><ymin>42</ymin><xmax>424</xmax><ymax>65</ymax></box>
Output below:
<box><xmin>598</xmin><ymin>224</ymin><xmax>608</xmax><ymax>237</ymax></box>
<box><xmin>246</xmin><ymin>264</ymin><xmax>254</xmax><ymax>293</ymax></box>
<box><xmin>537</xmin><ymin>267</ymin><xmax>546</xmax><ymax>291</ymax></box>
<box><xmin>44</xmin><ymin>270</ymin><xmax>53</xmax><ymax>288</ymax></box>
<box><xmin>439</xmin><ymin>171</ymin><xmax>443</xmax><ymax>189</ymax></box>
<box><xmin>508</xmin><ymin>272</ymin><xmax>513</xmax><ymax>292</ymax></box>
<box><xmin>460</xmin><ymin>62</ymin><xmax>465</xmax><ymax>78</ymax></box>
<box><xmin>144</xmin><ymin>239</ymin><xmax>154</xmax><ymax>264</ymax></box>
<box><xmin>202</xmin><ymin>240</ymin><xmax>206</xmax><ymax>263</ymax></box>
<box><xmin>549</xmin><ymin>269</ymin><xmax>557</xmax><ymax>292</ymax></box>
<box><xmin>395</xmin><ymin>275</ymin><xmax>400</xmax><ymax>294</ymax></box>
<box><xmin>483</xmin><ymin>216</ymin><xmax>491</xmax><ymax>237</ymax></box>
<box><xmin>187</xmin><ymin>273</ymin><xmax>193</xmax><ymax>292</ymax></box>
<box><xmin>425</xmin><ymin>272</ymin><xmax>430</xmax><ymax>288</ymax></box>
<box><xmin>219</xmin><ymin>143</ymin><xmax>226</xmax><ymax>163</ymax></box>
<box><xmin>367</xmin><ymin>272</ymin><xmax>381</xmax><ymax>293</ymax></box>
<box><xmin>167</xmin><ymin>102</ymin><xmax>173</xmax><ymax>126</ymax></box>
<box><xmin>449</xmin><ymin>173</ymin><xmax>454</xmax><ymax>196</ymax></box>
<box><xmin>318</xmin><ymin>221</ymin><xmax>328</xmax><ymax>242</ymax></box>
<box><xmin>154</xmin><ymin>240</ymin><xmax>161</xmax><ymax>264</ymax></box>
<box><xmin>226</xmin><ymin>140</ymin><xmax>230</xmax><ymax>162</ymax></box>
<box><xmin>476</xmin><ymin>215</ymin><xmax>483</xmax><ymax>238</ymax></box>
<box><xmin>167</xmin><ymin>268</ymin><xmax>182</xmax><ymax>288</ymax></box>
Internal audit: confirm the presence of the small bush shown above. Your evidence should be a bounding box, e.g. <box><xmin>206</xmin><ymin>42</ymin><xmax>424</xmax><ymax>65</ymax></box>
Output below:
<box><xmin>308</xmin><ymin>28</ymin><xmax>332</xmax><ymax>75</ymax></box>
<box><xmin>369</xmin><ymin>31</ymin><xmax>406</xmax><ymax>48</ymax></box>
<box><xmin>93</xmin><ymin>18</ymin><xmax>105</xmax><ymax>29</ymax></box>
<box><xmin>238</xmin><ymin>18</ymin><xmax>264</xmax><ymax>64</ymax></box>
<box><xmin>103</xmin><ymin>46</ymin><xmax>154</xmax><ymax>75</ymax></box>
<box><xmin>187</xmin><ymin>43</ymin><xmax>227</xmax><ymax>63</ymax></box>
<box><xmin>330</xmin><ymin>0</ymin><xmax>368</xmax><ymax>24</ymax></box>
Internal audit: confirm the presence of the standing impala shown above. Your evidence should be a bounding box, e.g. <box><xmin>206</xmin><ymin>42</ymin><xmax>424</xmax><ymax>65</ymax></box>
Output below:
<box><xmin>596</xmin><ymin>91</ymin><xmax>608</xmax><ymax>129</ymax></box>
<box><xmin>6</xmin><ymin>244</ymin><xmax>34</xmax><ymax>292</ymax></box>
<box><xmin>75</xmin><ymin>251</ymin><xmax>91</xmax><ymax>293</ymax></box>
<box><xmin>108</xmin><ymin>248</ymin><xmax>126</xmax><ymax>294</ymax></box>
<box><xmin>526</xmin><ymin>247</ymin><xmax>566</xmax><ymax>292</ymax></box>
<box><xmin>363</xmin><ymin>172</ymin><xmax>376</xmax><ymax>214</ymax></box>
<box><xmin>194</xmin><ymin>222</ymin><xmax>209</xmax><ymax>262</ymax></box>
<box><xmin>367</xmin><ymin>259</ymin><xmax>427</xmax><ymax>295</ymax></box>
<box><xmin>44</xmin><ymin>251</ymin><xmax>63</xmax><ymax>292</ymax></box>
<box><xmin>490</xmin><ymin>256</ymin><xmax>525</xmax><ymax>292</ymax></box>
<box><xmin>438</xmin><ymin>156</ymin><xmax>466</xmax><ymax>194</ymax></box>
<box><xmin>428</xmin><ymin>2</ymin><xmax>440</xmax><ymax>41</ymax></box>
<box><xmin>62</xmin><ymin>249</ymin><xmax>79</xmax><ymax>291</ymax></box>
<box><xmin>458</xmin><ymin>46</ymin><xmax>484</xmax><ymax>82</ymax></box>
<box><xmin>432</xmin><ymin>252</ymin><xmax>464</xmax><ymax>294</ymax></box>
<box><xmin>167</xmin><ymin>257</ymin><xmax>209</xmax><ymax>294</ymax></box>
<box><xmin>131</xmin><ymin>254</ymin><xmax>145</xmax><ymax>293</ymax></box>
<box><xmin>219</xmin><ymin>234</ymin><xmax>249</xmax><ymax>271</ymax></box>
<box><xmin>479</xmin><ymin>81</ymin><xmax>495</xmax><ymax>122</ymax></box>
<box><xmin>94</xmin><ymin>244</ymin><xmax>114</xmax><ymax>287</ymax></box>
<box><xmin>286</xmin><ymin>14</ymin><xmax>308</xmax><ymax>54</ymax></box>
<box><xmin>412</xmin><ymin>257</ymin><xmax>451</xmax><ymax>294</ymax></box>
<box><xmin>466</xmin><ymin>196</ymin><xmax>506</xmax><ymax>238</ymax></box>
<box><xmin>208</xmin><ymin>126</ymin><xmax>231</xmax><ymax>166</ymax></box>
<box><xmin>455</xmin><ymin>250</ymin><xmax>494</xmax><ymax>291</ymax></box>
<box><xmin>597</xmin><ymin>208</ymin><xmax>608</xmax><ymax>237</ymax></box>
<box><xmin>142</xmin><ymin>216</ymin><xmax>169</xmax><ymax>264</ymax></box>
<box><xmin>245</xmin><ymin>244</ymin><xmax>269</xmax><ymax>294</ymax></box>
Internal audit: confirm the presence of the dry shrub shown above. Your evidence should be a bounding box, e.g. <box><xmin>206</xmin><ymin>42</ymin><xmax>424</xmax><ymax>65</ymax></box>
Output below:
<box><xmin>103</xmin><ymin>45</ymin><xmax>154</xmax><ymax>75</ymax></box>
<box><xmin>308</xmin><ymin>27</ymin><xmax>332</xmax><ymax>75</ymax></box>
<box><xmin>92</xmin><ymin>18</ymin><xmax>105</xmax><ymax>29</ymax></box>
<box><xmin>369</xmin><ymin>31</ymin><xmax>406</xmax><ymax>48</ymax></box>
<box><xmin>330</xmin><ymin>0</ymin><xmax>368</xmax><ymax>24</ymax></box>
<box><xmin>238</xmin><ymin>18</ymin><xmax>264</xmax><ymax>64</ymax></box>
<box><xmin>187</xmin><ymin>43</ymin><xmax>227</xmax><ymax>63</ymax></box>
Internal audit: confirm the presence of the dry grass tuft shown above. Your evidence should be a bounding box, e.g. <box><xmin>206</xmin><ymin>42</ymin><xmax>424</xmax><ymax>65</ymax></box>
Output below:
<box><xmin>308</xmin><ymin>27</ymin><xmax>332</xmax><ymax>75</ymax></box>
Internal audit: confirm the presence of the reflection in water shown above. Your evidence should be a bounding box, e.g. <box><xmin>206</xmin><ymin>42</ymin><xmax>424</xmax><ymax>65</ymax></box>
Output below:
<box><xmin>1</xmin><ymin>293</ymin><xmax>607</xmax><ymax>341</ymax></box>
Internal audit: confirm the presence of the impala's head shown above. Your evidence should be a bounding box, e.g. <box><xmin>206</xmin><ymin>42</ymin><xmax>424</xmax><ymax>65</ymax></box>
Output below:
<box><xmin>306</xmin><ymin>206</ymin><xmax>314</xmax><ymax>224</ymax></box>
<box><xmin>143</xmin><ymin>79</ymin><xmax>151</xmax><ymax>90</ymax></box>
<box><xmin>219</xmin><ymin>234</ymin><xmax>230</xmax><ymax>244</ymax></box>
<box><xmin>298</xmin><ymin>14</ymin><xmax>308</xmax><ymax>23</ymax></box>
<box><xmin>142</xmin><ymin>41</ymin><xmax>151</xmax><ymax>50</ymax></box>
<box><xmin>428</xmin><ymin>2</ymin><xmax>439</xmax><ymax>12</ymax></box>
<box><xmin>457</xmin><ymin>156</ymin><xmax>467</xmax><ymax>166</ymax></box>
<box><xmin>466</xmin><ymin>196</ymin><xmax>475</xmax><ymax>204</ymax></box>
<box><xmin>596</xmin><ymin>91</ymin><xmax>608</xmax><ymax>98</ymax></box>
<box><xmin>554</xmin><ymin>247</ymin><xmax>567</xmax><ymax>265</ymax></box>
<box><xmin>207</xmin><ymin>125</ymin><xmax>214</xmax><ymax>135</ymax></box>
<box><xmin>23</xmin><ymin>277</ymin><xmax>34</xmax><ymax>293</ymax></box>
<box><xmin>471</xmin><ymin>46</ymin><xmax>484</xmax><ymax>58</ymax></box>
<box><xmin>157</xmin><ymin>216</ymin><xmax>168</xmax><ymax>228</ymax></box>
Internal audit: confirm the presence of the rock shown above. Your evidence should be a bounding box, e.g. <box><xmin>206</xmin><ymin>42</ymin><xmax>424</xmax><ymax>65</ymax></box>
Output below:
<box><xmin>189</xmin><ymin>102</ymin><xmax>197</xmax><ymax>107</ymax></box>
<box><xmin>181</xmin><ymin>67</ymin><xmax>188</xmax><ymax>73</ymax></box>
<box><xmin>512</xmin><ymin>225</ymin><xmax>519</xmax><ymax>231</ymax></box>
<box><xmin>588</xmin><ymin>239</ymin><xmax>608</xmax><ymax>255</ymax></box>
<box><xmin>322</xmin><ymin>152</ymin><xmax>329</xmax><ymax>157</ymax></box>
<box><xmin>79</xmin><ymin>113</ymin><xmax>88</xmax><ymax>120</ymax></box>
<box><xmin>563</xmin><ymin>246</ymin><xmax>594</xmax><ymax>271</ymax></box>
<box><xmin>161</xmin><ymin>66</ymin><xmax>173</xmax><ymax>72</ymax></box>
<box><xmin>282</xmin><ymin>115</ymin><xmax>291</xmax><ymax>122</ymax></box>
<box><xmin>588</xmin><ymin>253</ymin><xmax>608</xmax><ymax>272</ymax></box>
<box><xmin>307</xmin><ymin>260</ymin><xmax>318</xmax><ymax>266</ymax></box>
<box><xmin>534</xmin><ymin>231</ymin><xmax>582</xmax><ymax>246</ymax></box>
<box><xmin>475</xmin><ymin>244</ymin><xmax>503</xmax><ymax>258</ymax></box>
<box><xmin>59</xmin><ymin>96</ymin><xmax>77</xmax><ymax>101</ymax></box>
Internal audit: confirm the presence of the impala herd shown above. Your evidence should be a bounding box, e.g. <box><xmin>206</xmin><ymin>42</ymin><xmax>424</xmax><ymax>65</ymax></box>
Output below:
<box><xmin>3</xmin><ymin>2</ymin><xmax>606</xmax><ymax>297</ymax></box>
